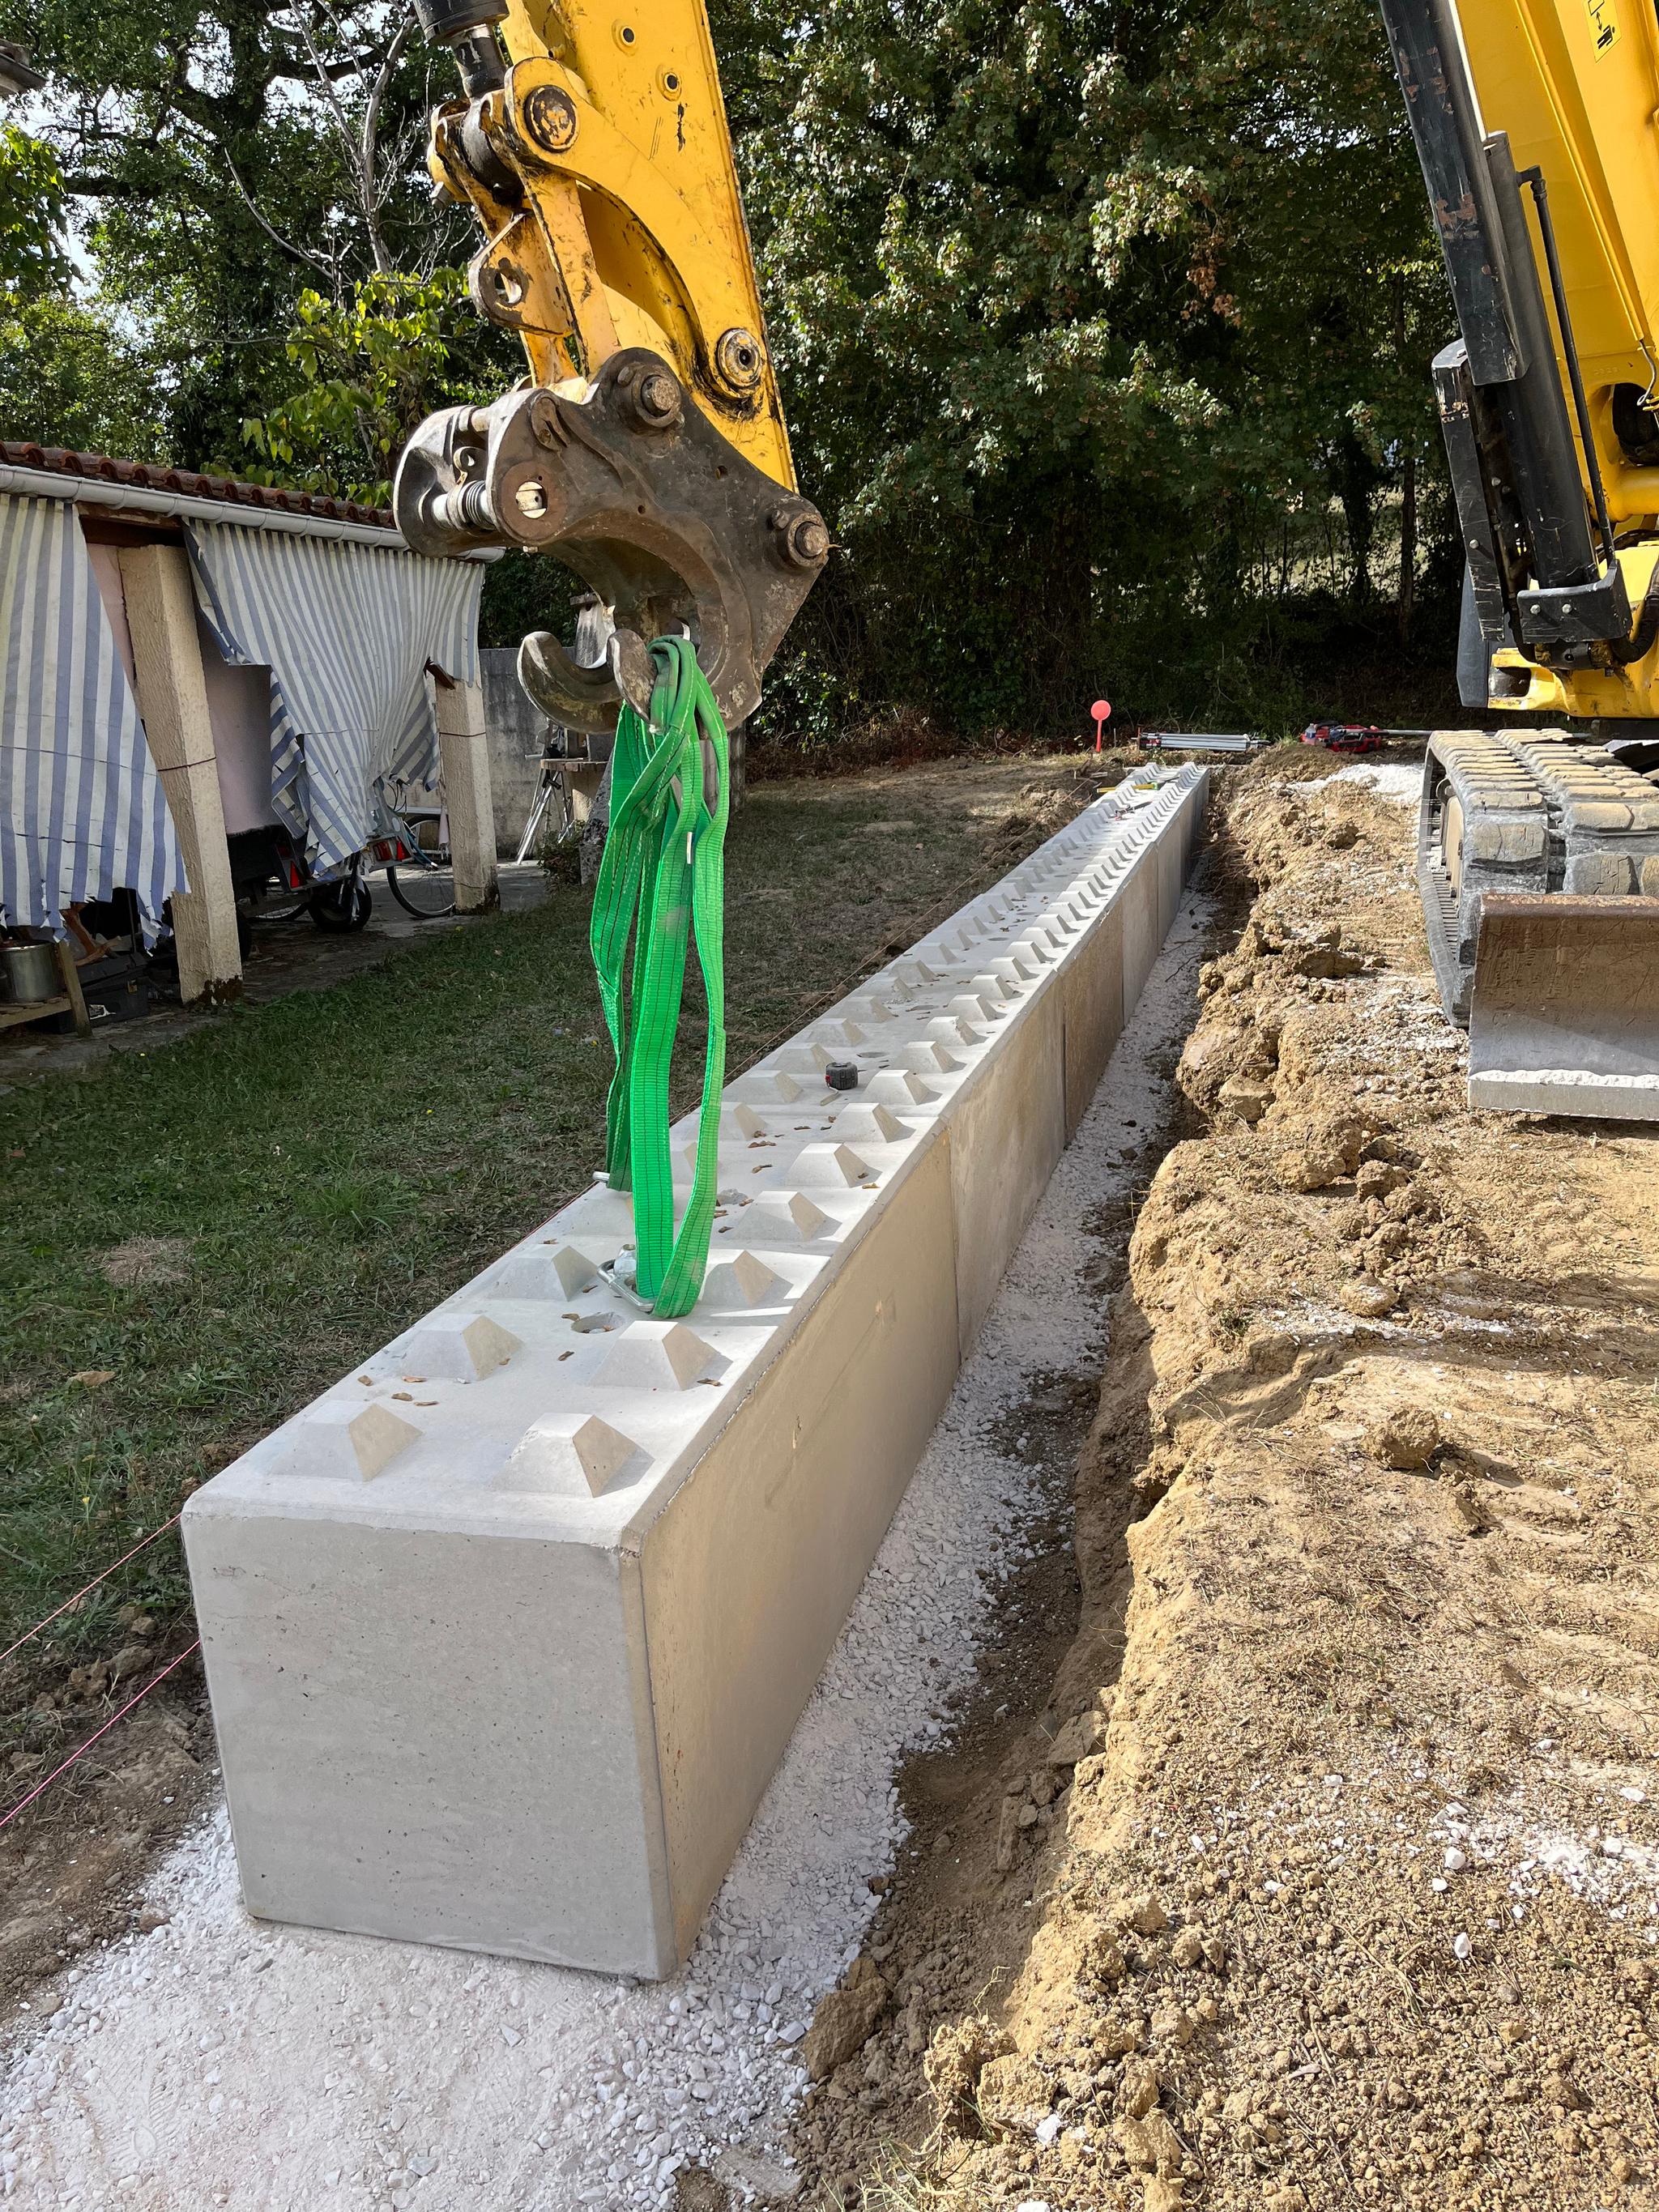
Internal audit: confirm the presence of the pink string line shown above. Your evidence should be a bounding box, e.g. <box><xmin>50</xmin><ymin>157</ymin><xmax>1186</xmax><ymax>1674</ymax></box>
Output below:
<box><xmin>0</xmin><ymin>1515</ymin><xmax>182</xmax><ymax>1670</ymax></box>
<box><xmin>0</xmin><ymin>1641</ymin><xmax>201</xmax><ymax>1833</ymax></box>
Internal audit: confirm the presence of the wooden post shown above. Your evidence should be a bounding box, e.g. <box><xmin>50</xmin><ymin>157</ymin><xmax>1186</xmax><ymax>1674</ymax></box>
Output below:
<box><xmin>117</xmin><ymin>543</ymin><xmax>243</xmax><ymax>1005</ymax></box>
<box><xmin>55</xmin><ymin>939</ymin><xmax>92</xmax><ymax>1038</ymax></box>
<box><xmin>728</xmin><ymin>721</ymin><xmax>747</xmax><ymax>812</ymax></box>
<box><xmin>434</xmin><ymin>676</ymin><xmax>498</xmax><ymax>914</ymax></box>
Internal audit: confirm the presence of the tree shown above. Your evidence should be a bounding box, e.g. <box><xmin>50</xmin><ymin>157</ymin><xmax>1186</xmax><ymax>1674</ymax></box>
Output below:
<box><xmin>712</xmin><ymin>0</ymin><xmax>1456</xmax><ymax>736</ymax></box>
<box><xmin>0</xmin><ymin>0</ymin><xmax>1460</xmax><ymax>734</ymax></box>
<box><xmin>0</xmin><ymin>117</ymin><xmax>67</xmax><ymax>307</ymax></box>
<box><xmin>0</xmin><ymin>292</ymin><xmax>167</xmax><ymax>453</ymax></box>
<box><xmin>241</xmin><ymin>268</ymin><xmax>501</xmax><ymax>504</ymax></box>
<box><xmin>0</xmin><ymin>0</ymin><xmax>464</xmax><ymax>462</ymax></box>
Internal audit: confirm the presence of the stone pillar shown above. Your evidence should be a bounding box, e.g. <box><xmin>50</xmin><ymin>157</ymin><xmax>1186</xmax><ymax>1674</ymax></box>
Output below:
<box><xmin>435</xmin><ymin>676</ymin><xmax>498</xmax><ymax>914</ymax></box>
<box><xmin>117</xmin><ymin>543</ymin><xmax>243</xmax><ymax>1005</ymax></box>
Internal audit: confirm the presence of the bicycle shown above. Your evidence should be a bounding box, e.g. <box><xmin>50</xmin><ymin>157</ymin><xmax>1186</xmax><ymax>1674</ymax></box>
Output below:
<box><xmin>373</xmin><ymin>791</ymin><xmax>458</xmax><ymax>920</ymax></box>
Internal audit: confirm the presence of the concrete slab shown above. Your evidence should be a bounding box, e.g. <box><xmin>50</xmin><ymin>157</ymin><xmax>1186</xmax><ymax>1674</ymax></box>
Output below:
<box><xmin>184</xmin><ymin>767</ymin><xmax>1207</xmax><ymax>1975</ymax></box>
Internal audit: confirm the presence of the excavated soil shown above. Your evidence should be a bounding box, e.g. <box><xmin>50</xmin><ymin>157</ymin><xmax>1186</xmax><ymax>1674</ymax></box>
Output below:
<box><xmin>781</xmin><ymin>755</ymin><xmax>1659</xmax><ymax>2210</ymax></box>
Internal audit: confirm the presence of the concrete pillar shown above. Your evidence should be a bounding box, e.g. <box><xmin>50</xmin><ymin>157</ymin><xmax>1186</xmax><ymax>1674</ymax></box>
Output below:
<box><xmin>117</xmin><ymin>543</ymin><xmax>243</xmax><ymax>1005</ymax></box>
<box><xmin>435</xmin><ymin>676</ymin><xmax>497</xmax><ymax>913</ymax></box>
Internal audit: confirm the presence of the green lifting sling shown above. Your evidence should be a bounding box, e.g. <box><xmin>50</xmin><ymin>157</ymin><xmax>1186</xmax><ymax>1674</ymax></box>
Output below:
<box><xmin>587</xmin><ymin>636</ymin><xmax>731</xmax><ymax>1319</ymax></box>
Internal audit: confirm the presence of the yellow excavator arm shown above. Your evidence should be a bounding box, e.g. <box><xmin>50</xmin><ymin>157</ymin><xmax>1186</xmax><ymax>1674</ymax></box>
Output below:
<box><xmin>1382</xmin><ymin>0</ymin><xmax>1659</xmax><ymax>722</ymax></box>
<box><xmin>396</xmin><ymin>0</ymin><xmax>827</xmax><ymax>731</ymax></box>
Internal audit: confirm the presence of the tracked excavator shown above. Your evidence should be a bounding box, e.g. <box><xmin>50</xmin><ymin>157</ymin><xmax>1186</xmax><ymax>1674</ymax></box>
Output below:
<box><xmin>1376</xmin><ymin>0</ymin><xmax>1659</xmax><ymax>1116</ymax></box>
<box><xmin>399</xmin><ymin>0</ymin><xmax>1659</xmax><ymax>1120</ymax></box>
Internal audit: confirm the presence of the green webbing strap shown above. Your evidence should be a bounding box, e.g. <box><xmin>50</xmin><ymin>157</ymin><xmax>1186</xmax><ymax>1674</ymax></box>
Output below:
<box><xmin>588</xmin><ymin>636</ymin><xmax>730</xmax><ymax>1319</ymax></box>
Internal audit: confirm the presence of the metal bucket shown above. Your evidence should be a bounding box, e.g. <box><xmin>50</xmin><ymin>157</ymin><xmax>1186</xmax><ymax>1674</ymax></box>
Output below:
<box><xmin>1469</xmin><ymin>893</ymin><xmax>1659</xmax><ymax>1121</ymax></box>
<box><xmin>2</xmin><ymin>941</ymin><xmax>59</xmax><ymax>1003</ymax></box>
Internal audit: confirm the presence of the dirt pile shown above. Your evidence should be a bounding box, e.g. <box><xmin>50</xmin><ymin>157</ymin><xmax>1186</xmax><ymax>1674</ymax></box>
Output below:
<box><xmin>783</xmin><ymin>761</ymin><xmax>1659</xmax><ymax>2210</ymax></box>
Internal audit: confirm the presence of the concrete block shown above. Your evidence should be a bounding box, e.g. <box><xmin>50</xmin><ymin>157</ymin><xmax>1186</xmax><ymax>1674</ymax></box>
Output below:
<box><xmin>1119</xmin><ymin>848</ymin><xmax>1162</xmax><ymax>1009</ymax></box>
<box><xmin>1061</xmin><ymin>902</ymin><xmax>1126</xmax><ymax>1140</ymax></box>
<box><xmin>946</xmin><ymin>982</ymin><xmax>1065</xmax><ymax>1352</ymax></box>
<box><xmin>185</xmin><ymin>766</ymin><xmax>1206</xmax><ymax>1977</ymax></box>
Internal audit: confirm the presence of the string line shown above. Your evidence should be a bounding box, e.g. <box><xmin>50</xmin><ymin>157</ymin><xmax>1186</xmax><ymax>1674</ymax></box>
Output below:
<box><xmin>0</xmin><ymin>1516</ymin><xmax>183</xmax><ymax>1671</ymax></box>
<box><xmin>0</xmin><ymin>1642</ymin><xmax>201</xmax><ymax>1834</ymax></box>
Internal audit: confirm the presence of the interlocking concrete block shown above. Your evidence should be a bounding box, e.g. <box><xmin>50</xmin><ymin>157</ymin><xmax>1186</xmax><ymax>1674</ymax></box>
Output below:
<box><xmin>185</xmin><ymin>767</ymin><xmax>1207</xmax><ymax>1977</ymax></box>
<box><xmin>945</xmin><ymin>982</ymin><xmax>1065</xmax><ymax>1352</ymax></box>
<box><xmin>1061</xmin><ymin>903</ymin><xmax>1126</xmax><ymax>1140</ymax></box>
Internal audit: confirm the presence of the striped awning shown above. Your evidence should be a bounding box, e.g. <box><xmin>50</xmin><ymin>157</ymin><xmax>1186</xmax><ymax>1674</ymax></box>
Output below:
<box><xmin>0</xmin><ymin>492</ymin><xmax>185</xmax><ymax>935</ymax></box>
<box><xmin>186</xmin><ymin>522</ymin><xmax>484</xmax><ymax>873</ymax></box>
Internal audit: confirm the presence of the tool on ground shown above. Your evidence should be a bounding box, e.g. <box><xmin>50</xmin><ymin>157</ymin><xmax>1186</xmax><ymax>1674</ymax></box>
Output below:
<box><xmin>1379</xmin><ymin>0</ymin><xmax>1659</xmax><ymax>1113</ymax></box>
<box><xmin>1143</xmin><ymin>732</ymin><xmax>1263</xmax><ymax>755</ymax></box>
<box><xmin>395</xmin><ymin>0</ymin><xmax>828</xmax><ymax>736</ymax></box>
<box><xmin>589</xmin><ymin>635</ymin><xmax>729</xmax><ymax>1315</ymax></box>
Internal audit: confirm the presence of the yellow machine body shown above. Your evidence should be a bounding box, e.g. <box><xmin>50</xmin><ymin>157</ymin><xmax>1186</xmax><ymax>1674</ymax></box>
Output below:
<box><xmin>1455</xmin><ymin>0</ymin><xmax>1659</xmax><ymax>713</ymax></box>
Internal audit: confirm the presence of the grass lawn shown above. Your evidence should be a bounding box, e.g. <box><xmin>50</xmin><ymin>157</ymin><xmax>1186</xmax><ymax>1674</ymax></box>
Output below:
<box><xmin>0</xmin><ymin>755</ymin><xmax>1095</xmax><ymax>1754</ymax></box>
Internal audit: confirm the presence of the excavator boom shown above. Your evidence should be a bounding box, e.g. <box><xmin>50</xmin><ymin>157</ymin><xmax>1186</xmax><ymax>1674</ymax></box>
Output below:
<box><xmin>394</xmin><ymin>0</ymin><xmax>828</xmax><ymax>732</ymax></box>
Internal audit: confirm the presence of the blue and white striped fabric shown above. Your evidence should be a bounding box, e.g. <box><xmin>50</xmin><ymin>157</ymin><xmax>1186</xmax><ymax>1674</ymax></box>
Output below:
<box><xmin>186</xmin><ymin>522</ymin><xmax>484</xmax><ymax>872</ymax></box>
<box><xmin>0</xmin><ymin>493</ymin><xmax>186</xmax><ymax>936</ymax></box>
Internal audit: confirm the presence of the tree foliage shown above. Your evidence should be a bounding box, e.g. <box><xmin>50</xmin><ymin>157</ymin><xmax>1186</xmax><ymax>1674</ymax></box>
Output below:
<box><xmin>0</xmin><ymin>0</ymin><xmax>480</xmax><ymax>459</ymax></box>
<box><xmin>0</xmin><ymin>293</ymin><xmax>167</xmax><ymax>451</ymax></box>
<box><xmin>711</xmin><ymin>0</ymin><xmax>1458</xmax><ymax>735</ymax></box>
<box><xmin>240</xmin><ymin>269</ymin><xmax>493</xmax><ymax>504</ymax></box>
<box><xmin>0</xmin><ymin>117</ymin><xmax>68</xmax><ymax>305</ymax></box>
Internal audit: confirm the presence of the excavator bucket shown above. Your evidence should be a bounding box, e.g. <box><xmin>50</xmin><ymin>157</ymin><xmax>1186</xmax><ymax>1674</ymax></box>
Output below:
<box><xmin>1469</xmin><ymin>893</ymin><xmax>1659</xmax><ymax>1119</ymax></box>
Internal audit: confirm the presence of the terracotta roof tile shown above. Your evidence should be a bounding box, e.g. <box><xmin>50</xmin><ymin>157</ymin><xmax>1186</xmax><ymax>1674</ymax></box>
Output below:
<box><xmin>0</xmin><ymin>442</ymin><xmax>396</xmax><ymax>531</ymax></box>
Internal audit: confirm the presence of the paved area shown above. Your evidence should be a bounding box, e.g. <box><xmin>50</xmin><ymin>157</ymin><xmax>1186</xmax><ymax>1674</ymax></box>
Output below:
<box><xmin>0</xmin><ymin>864</ymin><xmax>552</xmax><ymax>1086</ymax></box>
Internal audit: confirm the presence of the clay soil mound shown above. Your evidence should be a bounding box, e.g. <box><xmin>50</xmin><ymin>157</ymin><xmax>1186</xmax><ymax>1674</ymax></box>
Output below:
<box><xmin>786</xmin><ymin>759</ymin><xmax>1659</xmax><ymax>2210</ymax></box>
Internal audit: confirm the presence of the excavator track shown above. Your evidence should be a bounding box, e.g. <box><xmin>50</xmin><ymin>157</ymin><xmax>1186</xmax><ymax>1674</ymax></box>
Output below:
<box><xmin>1418</xmin><ymin>728</ymin><xmax>1659</xmax><ymax>1118</ymax></box>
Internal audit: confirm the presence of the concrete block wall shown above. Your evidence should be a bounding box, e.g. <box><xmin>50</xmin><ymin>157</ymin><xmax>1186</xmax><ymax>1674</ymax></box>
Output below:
<box><xmin>183</xmin><ymin>767</ymin><xmax>1207</xmax><ymax>1976</ymax></box>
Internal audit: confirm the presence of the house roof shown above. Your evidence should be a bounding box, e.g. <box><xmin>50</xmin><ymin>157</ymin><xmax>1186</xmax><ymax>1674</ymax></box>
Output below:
<box><xmin>0</xmin><ymin>40</ymin><xmax>45</xmax><ymax>94</ymax></box>
<box><xmin>0</xmin><ymin>442</ymin><xmax>397</xmax><ymax>533</ymax></box>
